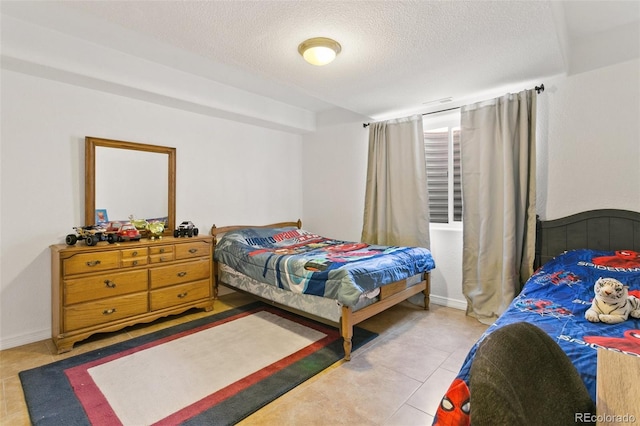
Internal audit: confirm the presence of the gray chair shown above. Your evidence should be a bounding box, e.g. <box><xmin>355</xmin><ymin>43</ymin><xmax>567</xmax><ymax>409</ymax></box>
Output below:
<box><xmin>469</xmin><ymin>322</ymin><xmax>596</xmax><ymax>425</ymax></box>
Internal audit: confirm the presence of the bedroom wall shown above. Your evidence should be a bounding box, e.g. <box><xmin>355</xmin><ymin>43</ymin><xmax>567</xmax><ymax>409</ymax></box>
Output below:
<box><xmin>303</xmin><ymin>58</ymin><xmax>640</xmax><ymax>310</ymax></box>
<box><xmin>537</xmin><ymin>58</ymin><xmax>640</xmax><ymax>220</ymax></box>
<box><xmin>0</xmin><ymin>70</ymin><xmax>304</xmax><ymax>349</ymax></box>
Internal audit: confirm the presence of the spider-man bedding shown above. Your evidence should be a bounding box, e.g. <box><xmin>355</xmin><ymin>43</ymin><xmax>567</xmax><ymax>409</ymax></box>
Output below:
<box><xmin>434</xmin><ymin>249</ymin><xmax>640</xmax><ymax>426</ymax></box>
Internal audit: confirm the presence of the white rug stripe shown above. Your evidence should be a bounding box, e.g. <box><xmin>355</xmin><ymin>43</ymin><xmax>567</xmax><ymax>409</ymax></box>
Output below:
<box><xmin>88</xmin><ymin>311</ymin><xmax>327</xmax><ymax>425</ymax></box>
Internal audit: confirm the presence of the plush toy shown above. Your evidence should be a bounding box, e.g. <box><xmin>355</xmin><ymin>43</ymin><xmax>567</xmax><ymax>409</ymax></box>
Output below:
<box><xmin>585</xmin><ymin>277</ymin><xmax>640</xmax><ymax>324</ymax></box>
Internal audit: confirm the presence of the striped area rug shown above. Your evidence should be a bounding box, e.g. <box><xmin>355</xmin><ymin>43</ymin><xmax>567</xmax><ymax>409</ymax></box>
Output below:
<box><xmin>20</xmin><ymin>302</ymin><xmax>376</xmax><ymax>425</ymax></box>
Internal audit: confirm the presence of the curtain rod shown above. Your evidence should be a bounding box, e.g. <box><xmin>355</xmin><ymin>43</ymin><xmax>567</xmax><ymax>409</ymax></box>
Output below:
<box><xmin>362</xmin><ymin>84</ymin><xmax>544</xmax><ymax>128</ymax></box>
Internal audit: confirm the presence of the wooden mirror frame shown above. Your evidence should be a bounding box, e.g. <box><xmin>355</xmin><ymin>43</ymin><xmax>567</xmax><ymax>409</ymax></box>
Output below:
<box><xmin>85</xmin><ymin>136</ymin><xmax>176</xmax><ymax>236</ymax></box>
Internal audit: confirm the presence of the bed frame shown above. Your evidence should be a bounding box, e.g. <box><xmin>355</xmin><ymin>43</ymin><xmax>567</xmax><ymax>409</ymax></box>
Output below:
<box><xmin>535</xmin><ymin>209</ymin><xmax>640</xmax><ymax>269</ymax></box>
<box><xmin>210</xmin><ymin>220</ymin><xmax>431</xmax><ymax>361</ymax></box>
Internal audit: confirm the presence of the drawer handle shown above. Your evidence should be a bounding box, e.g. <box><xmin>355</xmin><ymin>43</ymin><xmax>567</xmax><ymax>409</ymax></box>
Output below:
<box><xmin>160</xmin><ymin>248</ymin><xmax>165</xmax><ymax>253</ymax></box>
<box><xmin>104</xmin><ymin>280</ymin><xmax>117</xmax><ymax>288</ymax></box>
<box><xmin>160</xmin><ymin>256</ymin><xmax>168</xmax><ymax>262</ymax></box>
<box><xmin>189</xmin><ymin>248</ymin><xmax>198</xmax><ymax>254</ymax></box>
<box><xmin>177</xmin><ymin>271</ymin><xmax>187</xmax><ymax>277</ymax></box>
<box><xmin>177</xmin><ymin>292</ymin><xmax>188</xmax><ymax>298</ymax></box>
<box><xmin>103</xmin><ymin>308</ymin><xmax>117</xmax><ymax>315</ymax></box>
<box><xmin>132</xmin><ymin>260</ymin><xmax>138</xmax><ymax>266</ymax></box>
<box><xmin>132</xmin><ymin>251</ymin><xmax>138</xmax><ymax>257</ymax></box>
<box><xmin>86</xmin><ymin>260</ymin><xmax>101</xmax><ymax>267</ymax></box>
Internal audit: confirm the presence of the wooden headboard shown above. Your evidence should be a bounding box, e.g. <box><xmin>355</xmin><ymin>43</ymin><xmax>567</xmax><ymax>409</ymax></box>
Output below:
<box><xmin>210</xmin><ymin>219</ymin><xmax>302</xmax><ymax>246</ymax></box>
<box><xmin>534</xmin><ymin>209</ymin><xmax>640</xmax><ymax>269</ymax></box>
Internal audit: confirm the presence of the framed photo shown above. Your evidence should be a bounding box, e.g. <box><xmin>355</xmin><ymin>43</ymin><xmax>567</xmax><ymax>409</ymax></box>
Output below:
<box><xmin>95</xmin><ymin>209</ymin><xmax>109</xmax><ymax>224</ymax></box>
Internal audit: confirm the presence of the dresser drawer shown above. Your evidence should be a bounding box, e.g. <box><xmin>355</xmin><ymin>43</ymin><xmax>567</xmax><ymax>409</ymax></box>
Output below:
<box><xmin>149</xmin><ymin>253</ymin><xmax>175</xmax><ymax>264</ymax></box>
<box><xmin>64</xmin><ymin>270</ymin><xmax>148</xmax><ymax>305</ymax></box>
<box><xmin>149</xmin><ymin>245</ymin><xmax>173</xmax><ymax>256</ymax></box>
<box><xmin>149</xmin><ymin>245</ymin><xmax>175</xmax><ymax>264</ymax></box>
<box><xmin>64</xmin><ymin>293</ymin><xmax>148</xmax><ymax>331</ymax></box>
<box><xmin>175</xmin><ymin>241</ymin><xmax>211</xmax><ymax>260</ymax></box>
<box><xmin>63</xmin><ymin>251</ymin><xmax>120</xmax><ymax>276</ymax></box>
<box><xmin>149</xmin><ymin>259</ymin><xmax>210</xmax><ymax>289</ymax></box>
<box><xmin>150</xmin><ymin>280</ymin><xmax>211</xmax><ymax>311</ymax></box>
<box><xmin>121</xmin><ymin>248</ymin><xmax>148</xmax><ymax>268</ymax></box>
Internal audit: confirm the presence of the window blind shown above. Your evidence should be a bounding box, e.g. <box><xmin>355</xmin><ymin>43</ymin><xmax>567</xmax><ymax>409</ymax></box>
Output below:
<box><xmin>424</xmin><ymin>129</ymin><xmax>462</xmax><ymax>223</ymax></box>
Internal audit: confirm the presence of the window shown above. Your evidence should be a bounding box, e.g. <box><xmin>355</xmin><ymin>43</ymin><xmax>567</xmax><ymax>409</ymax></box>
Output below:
<box><xmin>424</xmin><ymin>125</ymin><xmax>462</xmax><ymax>224</ymax></box>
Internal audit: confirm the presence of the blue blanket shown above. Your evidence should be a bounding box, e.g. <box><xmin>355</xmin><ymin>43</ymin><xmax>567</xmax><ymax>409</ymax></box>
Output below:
<box><xmin>434</xmin><ymin>249</ymin><xmax>640</xmax><ymax>426</ymax></box>
<box><xmin>214</xmin><ymin>227</ymin><xmax>435</xmax><ymax>307</ymax></box>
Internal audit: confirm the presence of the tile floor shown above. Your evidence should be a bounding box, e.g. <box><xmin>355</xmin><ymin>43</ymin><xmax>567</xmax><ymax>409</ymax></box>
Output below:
<box><xmin>0</xmin><ymin>293</ymin><xmax>487</xmax><ymax>425</ymax></box>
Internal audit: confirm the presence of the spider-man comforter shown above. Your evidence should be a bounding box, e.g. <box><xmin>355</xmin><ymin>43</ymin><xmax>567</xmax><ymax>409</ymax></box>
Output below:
<box><xmin>434</xmin><ymin>249</ymin><xmax>640</xmax><ymax>426</ymax></box>
<box><xmin>214</xmin><ymin>227</ymin><xmax>435</xmax><ymax>307</ymax></box>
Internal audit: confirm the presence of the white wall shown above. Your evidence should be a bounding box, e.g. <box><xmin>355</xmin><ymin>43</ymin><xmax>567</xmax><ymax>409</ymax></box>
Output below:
<box><xmin>0</xmin><ymin>70</ymin><xmax>303</xmax><ymax>349</ymax></box>
<box><xmin>537</xmin><ymin>59</ymin><xmax>640</xmax><ymax>220</ymax></box>
<box><xmin>302</xmin><ymin>111</ymin><xmax>369</xmax><ymax>241</ymax></box>
<box><xmin>304</xmin><ymin>58</ymin><xmax>640</xmax><ymax>309</ymax></box>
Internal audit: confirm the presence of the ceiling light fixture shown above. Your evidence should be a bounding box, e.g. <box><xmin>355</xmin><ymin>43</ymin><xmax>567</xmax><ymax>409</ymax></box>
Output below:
<box><xmin>298</xmin><ymin>37</ymin><xmax>341</xmax><ymax>66</ymax></box>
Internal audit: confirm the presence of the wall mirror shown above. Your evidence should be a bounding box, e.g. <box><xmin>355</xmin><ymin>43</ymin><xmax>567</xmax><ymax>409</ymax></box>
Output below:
<box><xmin>85</xmin><ymin>136</ymin><xmax>176</xmax><ymax>235</ymax></box>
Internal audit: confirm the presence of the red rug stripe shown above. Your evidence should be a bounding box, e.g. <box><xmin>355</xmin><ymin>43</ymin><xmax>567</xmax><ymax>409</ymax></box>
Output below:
<box><xmin>64</xmin><ymin>306</ymin><xmax>340</xmax><ymax>425</ymax></box>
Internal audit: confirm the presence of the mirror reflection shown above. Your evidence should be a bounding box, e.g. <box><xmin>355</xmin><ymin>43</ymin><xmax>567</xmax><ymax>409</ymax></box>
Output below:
<box><xmin>95</xmin><ymin>147</ymin><xmax>168</xmax><ymax>222</ymax></box>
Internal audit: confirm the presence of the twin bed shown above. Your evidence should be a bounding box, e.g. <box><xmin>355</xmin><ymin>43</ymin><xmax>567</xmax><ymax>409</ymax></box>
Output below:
<box><xmin>210</xmin><ymin>220</ymin><xmax>435</xmax><ymax>360</ymax></box>
<box><xmin>434</xmin><ymin>209</ymin><xmax>640</xmax><ymax>425</ymax></box>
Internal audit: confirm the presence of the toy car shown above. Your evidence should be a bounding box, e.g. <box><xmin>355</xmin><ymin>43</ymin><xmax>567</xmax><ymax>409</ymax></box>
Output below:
<box><xmin>65</xmin><ymin>225</ymin><xmax>105</xmax><ymax>246</ymax></box>
<box><xmin>174</xmin><ymin>221</ymin><xmax>199</xmax><ymax>237</ymax></box>
<box><xmin>105</xmin><ymin>222</ymin><xmax>141</xmax><ymax>243</ymax></box>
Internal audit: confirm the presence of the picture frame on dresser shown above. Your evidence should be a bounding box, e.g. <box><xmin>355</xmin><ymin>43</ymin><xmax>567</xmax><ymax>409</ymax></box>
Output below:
<box><xmin>95</xmin><ymin>209</ymin><xmax>109</xmax><ymax>224</ymax></box>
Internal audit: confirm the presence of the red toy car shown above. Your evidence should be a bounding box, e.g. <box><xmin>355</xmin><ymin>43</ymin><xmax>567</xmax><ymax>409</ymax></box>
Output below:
<box><xmin>106</xmin><ymin>222</ymin><xmax>141</xmax><ymax>243</ymax></box>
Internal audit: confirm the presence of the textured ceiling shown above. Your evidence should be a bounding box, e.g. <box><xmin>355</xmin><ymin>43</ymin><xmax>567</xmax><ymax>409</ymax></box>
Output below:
<box><xmin>4</xmin><ymin>1</ymin><xmax>639</xmax><ymax>121</ymax></box>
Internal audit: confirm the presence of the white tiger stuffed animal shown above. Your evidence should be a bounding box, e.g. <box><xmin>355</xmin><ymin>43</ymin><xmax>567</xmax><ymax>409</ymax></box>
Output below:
<box><xmin>585</xmin><ymin>277</ymin><xmax>640</xmax><ymax>324</ymax></box>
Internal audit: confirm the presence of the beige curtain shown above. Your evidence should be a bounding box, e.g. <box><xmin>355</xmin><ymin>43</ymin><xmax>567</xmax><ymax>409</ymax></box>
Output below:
<box><xmin>361</xmin><ymin>115</ymin><xmax>430</xmax><ymax>249</ymax></box>
<box><xmin>461</xmin><ymin>90</ymin><xmax>537</xmax><ymax>324</ymax></box>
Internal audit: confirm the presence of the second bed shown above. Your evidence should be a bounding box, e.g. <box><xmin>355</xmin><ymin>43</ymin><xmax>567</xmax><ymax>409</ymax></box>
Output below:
<box><xmin>211</xmin><ymin>220</ymin><xmax>436</xmax><ymax>360</ymax></box>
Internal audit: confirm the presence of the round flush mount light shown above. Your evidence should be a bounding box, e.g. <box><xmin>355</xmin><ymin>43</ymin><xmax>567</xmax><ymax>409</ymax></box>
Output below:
<box><xmin>298</xmin><ymin>37</ymin><xmax>341</xmax><ymax>66</ymax></box>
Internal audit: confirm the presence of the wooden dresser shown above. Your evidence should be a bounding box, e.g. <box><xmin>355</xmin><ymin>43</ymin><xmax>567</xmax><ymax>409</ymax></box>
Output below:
<box><xmin>50</xmin><ymin>235</ymin><xmax>214</xmax><ymax>353</ymax></box>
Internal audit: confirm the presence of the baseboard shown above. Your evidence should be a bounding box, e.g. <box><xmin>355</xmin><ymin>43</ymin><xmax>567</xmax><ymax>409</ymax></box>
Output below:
<box><xmin>0</xmin><ymin>329</ymin><xmax>50</xmax><ymax>351</ymax></box>
<box><xmin>430</xmin><ymin>294</ymin><xmax>467</xmax><ymax>311</ymax></box>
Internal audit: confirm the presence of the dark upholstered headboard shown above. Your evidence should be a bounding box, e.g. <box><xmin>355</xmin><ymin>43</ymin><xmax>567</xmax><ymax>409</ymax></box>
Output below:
<box><xmin>534</xmin><ymin>209</ymin><xmax>640</xmax><ymax>269</ymax></box>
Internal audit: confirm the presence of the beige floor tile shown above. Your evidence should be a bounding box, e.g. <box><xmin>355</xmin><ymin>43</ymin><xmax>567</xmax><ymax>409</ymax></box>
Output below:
<box><xmin>309</xmin><ymin>355</ymin><xmax>423</xmax><ymax>423</ymax></box>
<box><xmin>438</xmin><ymin>340</ymin><xmax>478</xmax><ymax>373</ymax></box>
<box><xmin>240</xmin><ymin>381</ymin><xmax>372</xmax><ymax>425</ymax></box>
<box><xmin>406</xmin><ymin>367</ymin><xmax>458</xmax><ymax>417</ymax></box>
<box><xmin>397</xmin><ymin>319</ymin><xmax>485</xmax><ymax>354</ymax></box>
<box><xmin>0</xmin><ymin>409</ymin><xmax>31</xmax><ymax>426</ymax></box>
<box><xmin>0</xmin><ymin>342</ymin><xmax>54</xmax><ymax>380</ymax></box>
<box><xmin>384</xmin><ymin>404</ymin><xmax>434</xmax><ymax>426</ymax></box>
<box><xmin>357</xmin><ymin>301</ymin><xmax>428</xmax><ymax>336</ymax></box>
<box><xmin>3</xmin><ymin>376</ymin><xmax>27</xmax><ymax>418</ymax></box>
<box><xmin>359</xmin><ymin>332</ymin><xmax>450</xmax><ymax>382</ymax></box>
